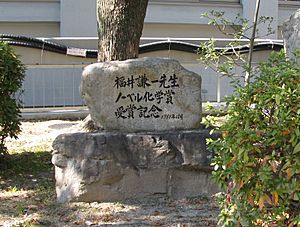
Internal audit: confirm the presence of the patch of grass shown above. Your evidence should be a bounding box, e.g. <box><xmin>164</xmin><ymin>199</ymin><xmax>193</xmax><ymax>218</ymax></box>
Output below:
<box><xmin>0</xmin><ymin>150</ymin><xmax>53</xmax><ymax>190</ymax></box>
<box><xmin>8</xmin><ymin>144</ymin><xmax>52</xmax><ymax>155</ymax></box>
<box><xmin>0</xmin><ymin>146</ymin><xmax>58</xmax><ymax>226</ymax></box>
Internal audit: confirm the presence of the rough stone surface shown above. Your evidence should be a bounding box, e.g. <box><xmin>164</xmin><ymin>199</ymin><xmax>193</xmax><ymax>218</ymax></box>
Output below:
<box><xmin>283</xmin><ymin>9</ymin><xmax>300</xmax><ymax>60</ymax></box>
<box><xmin>52</xmin><ymin>130</ymin><xmax>220</xmax><ymax>203</ymax></box>
<box><xmin>80</xmin><ymin>58</ymin><xmax>202</xmax><ymax>132</ymax></box>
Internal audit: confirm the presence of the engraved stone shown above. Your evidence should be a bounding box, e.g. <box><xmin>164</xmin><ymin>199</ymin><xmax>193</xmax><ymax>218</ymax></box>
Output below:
<box><xmin>283</xmin><ymin>9</ymin><xmax>300</xmax><ymax>61</ymax></box>
<box><xmin>80</xmin><ymin>58</ymin><xmax>202</xmax><ymax>132</ymax></box>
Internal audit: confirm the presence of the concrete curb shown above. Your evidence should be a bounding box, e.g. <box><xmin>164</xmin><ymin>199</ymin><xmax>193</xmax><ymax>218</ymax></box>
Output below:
<box><xmin>21</xmin><ymin>107</ymin><xmax>89</xmax><ymax>121</ymax></box>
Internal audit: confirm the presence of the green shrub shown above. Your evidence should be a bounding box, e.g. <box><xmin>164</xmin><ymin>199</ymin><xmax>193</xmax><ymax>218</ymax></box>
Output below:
<box><xmin>209</xmin><ymin>51</ymin><xmax>300</xmax><ymax>226</ymax></box>
<box><xmin>0</xmin><ymin>41</ymin><xmax>26</xmax><ymax>155</ymax></box>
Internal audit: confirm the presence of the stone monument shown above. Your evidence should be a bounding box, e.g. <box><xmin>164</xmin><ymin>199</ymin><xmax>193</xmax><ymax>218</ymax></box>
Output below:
<box><xmin>81</xmin><ymin>58</ymin><xmax>202</xmax><ymax>132</ymax></box>
<box><xmin>283</xmin><ymin>9</ymin><xmax>300</xmax><ymax>61</ymax></box>
<box><xmin>52</xmin><ymin>57</ymin><xmax>219</xmax><ymax>203</ymax></box>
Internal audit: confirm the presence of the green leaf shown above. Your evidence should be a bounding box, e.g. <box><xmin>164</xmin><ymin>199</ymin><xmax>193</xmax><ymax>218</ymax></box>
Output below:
<box><xmin>293</xmin><ymin>142</ymin><xmax>300</xmax><ymax>154</ymax></box>
<box><xmin>275</xmin><ymin>94</ymin><xmax>281</xmax><ymax>105</ymax></box>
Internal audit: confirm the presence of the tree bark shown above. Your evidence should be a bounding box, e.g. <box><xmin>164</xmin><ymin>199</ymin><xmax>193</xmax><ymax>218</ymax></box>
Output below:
<box><xmin>97</xmin><ymin>0</ymin><xmax>149</xmax><ymax>62</ymax></box>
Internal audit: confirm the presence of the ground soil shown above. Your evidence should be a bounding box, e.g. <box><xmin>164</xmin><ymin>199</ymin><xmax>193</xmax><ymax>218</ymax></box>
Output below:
<box><xmin>1</xmin><ymin>120</ymin><xmax>219</xmax><ymax>226</ymax></box>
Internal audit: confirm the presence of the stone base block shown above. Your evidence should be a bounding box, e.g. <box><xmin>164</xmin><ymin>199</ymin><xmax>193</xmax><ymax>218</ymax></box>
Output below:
<box><xmin>52</xmin><ymin>130</ymin><xmax>220</xmax><ymax>203</ymax></box>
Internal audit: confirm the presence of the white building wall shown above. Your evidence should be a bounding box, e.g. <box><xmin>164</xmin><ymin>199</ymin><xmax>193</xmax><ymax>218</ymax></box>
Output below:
<box><xmin>0</xmin><ymin>0</ymin><xmax>60</xmax><ymax>37</ymax></box>
<box><xmin>146</xmin><ymin>1</ymin><xmax>241</xmax><ymax>24</ymax></box>
<box><xmin>58</xmin><ymin>0</ymin><xmax>242</xmax><ymax>38</ymax></box>
<box><xmin>0</xmin><ymin>0</ymin><xmax>60</xmax><ymax>22</ymax></box>
<box><xmin>0</xmin><ymin>22</ymin><xmax>60</xmax><ymax>37</ymax></box>
<box><xmin>0</xmin><ymin>0</ymin><xmax>299</xmax><ymax>39</ymax></box>
<box><xmin>60</xmin><ymin>0</ymin><xmax>97</xmax><ymax>37</ymax></box>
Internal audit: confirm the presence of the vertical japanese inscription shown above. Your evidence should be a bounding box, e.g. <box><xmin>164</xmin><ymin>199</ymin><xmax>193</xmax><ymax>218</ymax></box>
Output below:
<box><xmin>114</xmin><ymin>74</ymin><xmax>183</xmax><ymax>120</ymax></box>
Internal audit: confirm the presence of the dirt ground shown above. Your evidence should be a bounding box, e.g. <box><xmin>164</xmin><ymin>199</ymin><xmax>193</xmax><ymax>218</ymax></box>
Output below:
<box><xmin>4</xmin><ymin>120</ymin><xmax>84</xmax><ymax>152</ymax></box>
<box><xmin>1</xmin><ymin>120</ymin><xmax>219</xmax><ymax>226</ymax></box>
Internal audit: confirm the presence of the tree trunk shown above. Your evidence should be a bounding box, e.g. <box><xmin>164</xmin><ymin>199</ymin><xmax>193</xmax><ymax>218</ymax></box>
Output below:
<box><xmin>97</xmin><ymin>0</ymin><xmax>149</xmax><ymax>62</ymax></box>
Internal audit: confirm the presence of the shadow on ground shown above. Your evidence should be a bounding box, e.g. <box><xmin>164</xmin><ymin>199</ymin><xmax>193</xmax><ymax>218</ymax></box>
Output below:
<box><xmin>0</xmin><ymin>151</ymin><xmax>53</xmax><ymax>189</ymax></box>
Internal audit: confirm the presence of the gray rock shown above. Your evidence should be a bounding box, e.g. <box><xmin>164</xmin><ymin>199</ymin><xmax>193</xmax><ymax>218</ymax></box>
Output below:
<box><xmin>80</xmin><ymin>58</ymin><xmax>202</xmax><ymax>132</ymax></box>
<box><xmin>52</xmin><ymin>130</ymin><xmax>220</xmax><ymax>203</ymax></box>
<box><xmin>283</xmin><ymin>9</ymin><xmax>300</xmax><ymax>61</ymax></box>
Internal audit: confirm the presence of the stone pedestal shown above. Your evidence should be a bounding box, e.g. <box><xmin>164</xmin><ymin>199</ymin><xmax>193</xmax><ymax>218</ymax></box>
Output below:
<box><xmin>52</xmin><ymin>130</ymin><xmax>219</xmax><ymax>203</ymax></box>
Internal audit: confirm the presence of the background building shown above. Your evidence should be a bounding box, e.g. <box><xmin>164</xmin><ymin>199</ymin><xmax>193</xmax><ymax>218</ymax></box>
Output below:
<box><xmin>0</xmin><ymin>0</ymin><xmax>299</xmax><ymax>107</ymax></box>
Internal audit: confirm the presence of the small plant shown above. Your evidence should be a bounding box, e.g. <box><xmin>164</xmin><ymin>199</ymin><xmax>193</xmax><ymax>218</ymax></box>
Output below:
<box><xmin>199</xmin><ymin>10</ymin><xmax>274</xmax><ymax>87</ymax></box>
<box><xmin>208</xmin><ymin>51</ymin><xmax>300</xmax><ymax>226</ymax></box>
<box><xmin>199</xmin><ymin>9</ymin><xmax>299</xmax><ymax>225</ymax></box>
<box><xmin>0</xmin><ymin>41</ymin><xmax>26</xmax><ymax>155</ymax></box>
